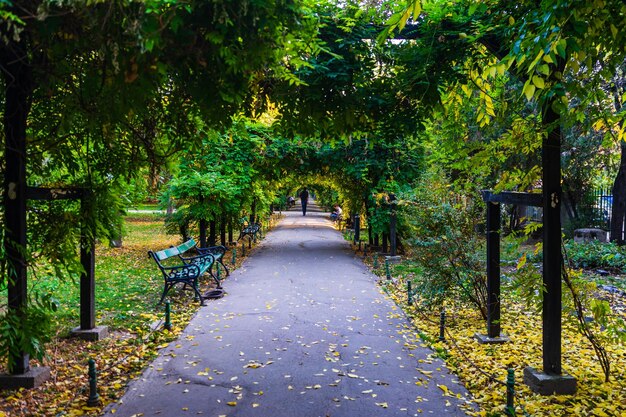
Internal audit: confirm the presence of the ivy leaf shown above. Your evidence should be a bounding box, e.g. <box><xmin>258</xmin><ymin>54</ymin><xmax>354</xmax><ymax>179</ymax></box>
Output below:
<box><xmin>532</xmin><ymin>75</ymin><xmax>545</xmax><ymax>89</ymax></box>
<box><xmin>523</xmin><ymin>81</ymin><xmax>536</xmax><ymax>101</ymax></box>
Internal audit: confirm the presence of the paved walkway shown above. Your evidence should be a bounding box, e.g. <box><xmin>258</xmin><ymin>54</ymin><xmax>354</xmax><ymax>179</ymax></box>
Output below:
<box><xmin>106</xmin><ymin>203</ymin><xmax>474</xmax><ymax>416</ymax></box>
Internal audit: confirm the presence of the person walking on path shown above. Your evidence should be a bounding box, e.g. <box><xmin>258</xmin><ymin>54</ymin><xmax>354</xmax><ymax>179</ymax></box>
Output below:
<box><xmin>300</xmin><ymin>187</ymin><xmax>309</xmax><ymax>216</ymax></box>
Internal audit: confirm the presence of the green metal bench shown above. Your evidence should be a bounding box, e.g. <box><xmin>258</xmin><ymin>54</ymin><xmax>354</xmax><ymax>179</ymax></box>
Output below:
<box><xmin>237</xmin><ymin>219</ymin><xmax>262</xmax><ymax>245</ymax></box>
<box><xmin>197</xmin><ymin>244</ymin><xmax>230</xmax><ymax>278</ymax></box>
<box><xmin>148</xmin><ymin>239</ymin><xmax>220</xmax><ymax>305</ymax></box>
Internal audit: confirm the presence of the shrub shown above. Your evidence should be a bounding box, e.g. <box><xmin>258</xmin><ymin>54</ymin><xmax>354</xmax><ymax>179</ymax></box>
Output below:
<box><xmin>400</xmin><ymin>172</ymin><xmax>488</xmax><ymax>319</ymax></box>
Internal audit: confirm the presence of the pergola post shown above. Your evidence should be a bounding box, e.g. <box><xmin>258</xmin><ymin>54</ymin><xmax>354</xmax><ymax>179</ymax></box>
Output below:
<box><xmin>523</xmin><ymin>102</ymin><xmax>576</xmax><ymax>395</ymax></box>
<box><xmin>0</xmin><ymin>39</ymin><xmax>50</xmax><ymax>388</ymax></box>
<box><xmin>475</xmin><ymin>194</ymin><xmax>508</xmax><ymax>344</ymax></box>
<box><xmin>4</xmin><ymin>45</ymin><xmax>30</xmax><ymax>376</ymax></box>
<box><xmin>71</xmin><ymin>191</ymin><xmax>108</xmax><ymax>341</ymax></box>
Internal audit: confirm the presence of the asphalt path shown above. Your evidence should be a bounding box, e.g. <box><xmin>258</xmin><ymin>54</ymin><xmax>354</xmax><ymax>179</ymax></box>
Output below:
<box><xmin>105</xmin><ymin>202</ymin><xmax>474</xmax><ymax>416</ymax></box>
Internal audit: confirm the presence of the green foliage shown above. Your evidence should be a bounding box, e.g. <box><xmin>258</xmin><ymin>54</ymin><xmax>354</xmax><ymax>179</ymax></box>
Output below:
<box><xmin>566</xmin><ymin>241</ymin><xmax>626</xmax><ymax>271</ymax></box>
<box><xmin>523</xmin><ymin>240</ymin><xmax>626</xmax><ymax>272</ymax></box>
<box><xmin>507</xmin><ymin>252</ymin><xmax>544</xmax><ymax>312</ymax></box>
<box><xmin>0</xmin><ymin>292</ymin><xmax>58</xmax><ymax>372</ymax></box>
<box><xmin>401</xmin><ymin>170</ymin><xmax>487</xmax><ymax>319</ymax></box>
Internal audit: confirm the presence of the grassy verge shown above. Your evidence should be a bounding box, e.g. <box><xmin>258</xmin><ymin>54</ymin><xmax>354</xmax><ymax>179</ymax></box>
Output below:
<box><xmin>364</xmin><ymin>253</ymin><xmax>626</xmax><ymax>417</ymax></box>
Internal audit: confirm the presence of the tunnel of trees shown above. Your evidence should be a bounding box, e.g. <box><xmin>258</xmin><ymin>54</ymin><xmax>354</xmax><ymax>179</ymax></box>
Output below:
<box><xmin>2</xmin><ymin>0</ymin><xmax>626</xmax><ymax>413</ymax></box>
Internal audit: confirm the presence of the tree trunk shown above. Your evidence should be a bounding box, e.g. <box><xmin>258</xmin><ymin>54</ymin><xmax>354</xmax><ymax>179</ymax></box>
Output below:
<box><xmin>610</xmin><ymin>142</ymin><xmax>626</xmax><ymax>244</ymax></box>
<box><xmin>209</xmin><ymin>220</ymin><xmax>216</xmax><ymax>246</ymax></box>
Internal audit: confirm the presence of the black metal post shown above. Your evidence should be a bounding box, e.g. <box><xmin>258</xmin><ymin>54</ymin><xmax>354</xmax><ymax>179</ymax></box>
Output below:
<box><xmin>80</xmin><ymin>194</ymin><xmax>96</xmax><ymax>330</ymax></box>
<box><xmin>439</xmin><ymin>309</ymin><xmax>446</xmax><ymax>342</ymax></box>
<box><xmin>505</xmin><ymin>368</ymin><xmax>515</xmax><ymax>416</ymax></box>
<box><xmin>389</xmin><ymin>193</ymin><xmax>397</xmax><ymax>256</ymax></box>
<box><xmin>3</xmin><ymin>39</ymin><xmax>31</xmax><ymax>374</ymax></box>
<box><xmin>486</xmin><ymin>201</ymin><xmax>501</xmax><ymax>338</ymax></box>
<box><xmin>390</xmin><ymin>210</ymin><xmax>397</xmax><ymax>256</ymax></box>
<box><xmin>164</xmin><ymin>300</ymin><xmax>172</xmax><ymax>331</ymax></box>
<box><xmin>87</xmin><ymin>359</ymin><xmax>100</xmax><ymax>406</ymax></box>
<box><xmin>542</xmin><ymin>101</ymin><xmax>562</xmax><ymax>375</ymax></box>
<box><xmin>228</xmin><ymin>219</ymin><xmax>234</xmax><ymax>245</ymax></box>
<box><xmin>354</xmin><ymin>214</ymin><xmax>360</xmax><ymax>243</ymax></box>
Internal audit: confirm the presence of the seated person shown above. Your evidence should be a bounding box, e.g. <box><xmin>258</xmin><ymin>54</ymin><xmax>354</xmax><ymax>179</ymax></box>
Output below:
<box><xmin>330</xmin><ymin>204</ymin><xmax>343</xmax><ymax>221</ymax></box>
<box><xmin>287</xmin><ymin>196</ymin><xmax>295</xmax><ymax>208</ymax></box>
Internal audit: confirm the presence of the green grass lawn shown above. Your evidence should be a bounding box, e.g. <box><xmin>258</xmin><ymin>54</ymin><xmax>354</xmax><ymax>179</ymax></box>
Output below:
<box><xmin>10</xmin><ymin>214</ymin><xmax>189</xmax><ymax>335</ymax></box>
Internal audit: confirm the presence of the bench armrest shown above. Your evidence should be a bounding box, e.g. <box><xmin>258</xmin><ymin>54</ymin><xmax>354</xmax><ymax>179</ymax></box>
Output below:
<box><xmin>179</xmin><ymin>252</ymin><xmax>215</xmax><ymax>265</ymax></box>
<box><xmin>197</xmin><ymin>245</ymin><xmax>227</xmax><ymax>256</ymax></box>
<box><xmin>161</xmin><ymin>263</ymin><xmax>201</xmax><ymax>278</ymax></box>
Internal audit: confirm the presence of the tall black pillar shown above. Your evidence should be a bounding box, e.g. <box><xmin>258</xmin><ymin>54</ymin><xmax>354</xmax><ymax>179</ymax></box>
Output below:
<box><xmin>80</xmin><ymin>194</ymin><xmax>96</xmax><ymax>330</ymax></box>
<box><xmin>3</xmin><ymin>39</ymin><xmax>31</xmax><ymax>375</ymax></box>
<box><xmin>389</xmin><ymin>194</ymin><xmax>397</xmax><ymax>257</ymax></box>
<box><xmin>542</xmin><ymin>103</ymin><xmax>562</xmax><ymax>375</ymax></box>
<box><xmin>486</xmin><ymin>201</ymin><xmax>501</xmax><ymax>338</ymax></box>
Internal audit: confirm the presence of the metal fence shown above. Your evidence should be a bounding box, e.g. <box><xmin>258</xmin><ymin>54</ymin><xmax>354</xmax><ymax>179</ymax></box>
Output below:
<box><xmin>590</xmin><ymin>187</ymin><xmax>613</xmax><ymax>227</ymax></box>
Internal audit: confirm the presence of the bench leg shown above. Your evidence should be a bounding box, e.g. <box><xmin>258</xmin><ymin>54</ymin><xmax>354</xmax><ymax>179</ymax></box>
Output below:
<box><xmin>159</xmin><ymin>283</ymin><xmax>174</xmax><ymax>304</ymax></box>
<box><xmin>208</xmin><ymin>265</ymin><xmax>223</xmax><ymax>289</ymax></box>
<box><xmin>192</xmin><ymin>279</ymin><xmax>205</xmax><ymax>306</ymax></box>
<box><xmin>219</xmin><ymin>259</ymin><xmax>230</xmax><ymax>276</ymax></box>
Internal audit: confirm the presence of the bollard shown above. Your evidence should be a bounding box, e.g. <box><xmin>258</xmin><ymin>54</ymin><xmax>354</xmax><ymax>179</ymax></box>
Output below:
<box><xmin>363</xmin><ymin>244</ymin><xmax>368</xmax><ymax>258</ymax></box>
<box><xmin>164</xmin><ymin>300</ymin><xmax>172</xmax><ymax>331</ymax></box>
<box><xmin>439</xmin><ymin>309</ymin><xmax>446</xmax><ymax>342</ymax></box>
<box><xmin>505</xmin><ymin>368</ymin><xmax>515</xmax><ymax>416</ymax></box>
<box><xmin>385</xmin><ymin>258</ymin><xmax>391</xmax><ymax>280</ymax></box>
<box><xmin>358</xmin><ymin>240</ymin><xmax>362</xmax><ymax>252</ymax></box>
<box><xmin>373</xmin><ymin>254</ymin><xmax>379</xmax><ymax>269</ymax></box>
<box><xmin>407</xmin><ymin>280</ymin><xmax>412</xmax><ymax>304</ymax></box>
<box><xmin>242</xmin><ymin>240</ymin><xmax>246</xmax><ymax>257</ymax></box>
<box><xmin>231</xmin><ymin>248</ymin><xmax>237</xmax><ymax>265</ymax></box>
<box><xmin>87</xmin><ymin>358</ymin><xmax>100</xmax><ymax>406</ymax></box>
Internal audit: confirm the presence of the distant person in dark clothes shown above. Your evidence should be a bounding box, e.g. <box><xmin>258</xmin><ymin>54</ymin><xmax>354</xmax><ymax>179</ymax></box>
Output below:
<box><xmin>300</xmin><ymin>188</ymin><xmax>309</xmax><ymax>216</ymax></box>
